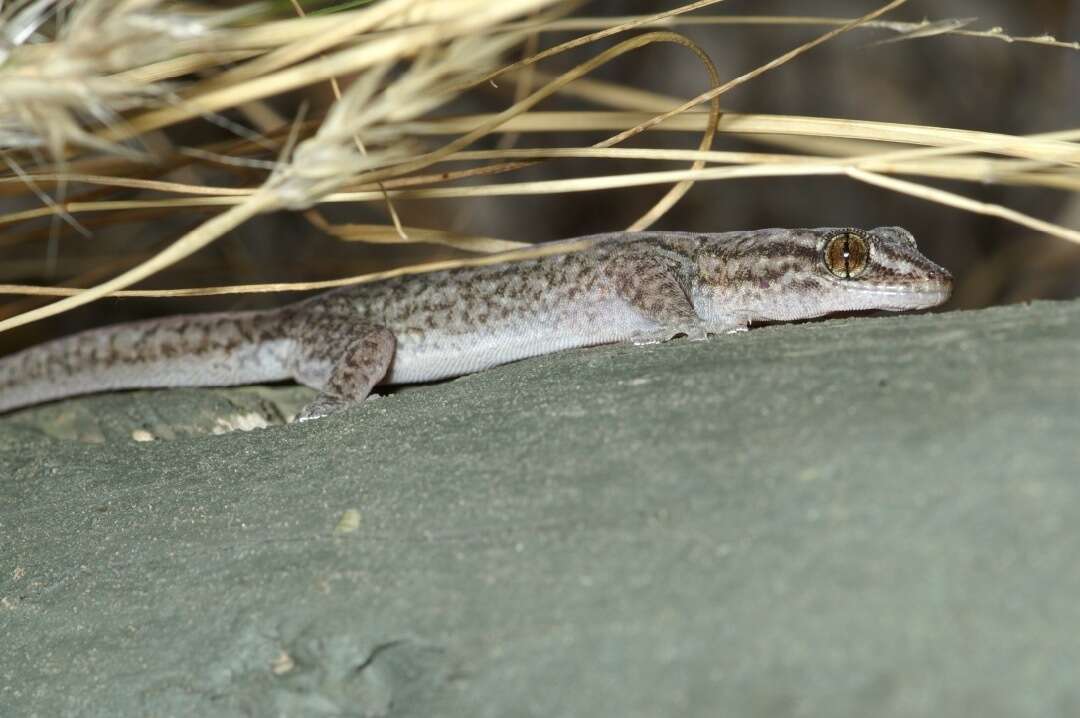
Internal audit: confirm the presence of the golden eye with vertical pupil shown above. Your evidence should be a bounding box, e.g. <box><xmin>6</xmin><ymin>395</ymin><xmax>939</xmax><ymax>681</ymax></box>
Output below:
<box><xmin>824</xmin><ymin>232</ymin><xmax>870</xmax><ymax>279</ymax></box>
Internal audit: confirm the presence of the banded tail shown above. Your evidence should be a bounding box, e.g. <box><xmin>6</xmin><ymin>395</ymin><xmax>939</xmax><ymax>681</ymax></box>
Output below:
<box><xmin>0</xmin><ymin>310</ymin><xmax>294</xmax><ymax>414</ymax></box>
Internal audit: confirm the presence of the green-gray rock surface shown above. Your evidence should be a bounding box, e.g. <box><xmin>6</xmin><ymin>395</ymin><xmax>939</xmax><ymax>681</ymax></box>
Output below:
<box><xmin>2</xmin><ymin>300</ymin><xmax>1079</xmax><ymax>717</ymax></box>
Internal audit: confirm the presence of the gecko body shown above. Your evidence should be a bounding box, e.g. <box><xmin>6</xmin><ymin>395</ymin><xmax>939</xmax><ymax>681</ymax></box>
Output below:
<box><xmin>0</xmin><ymin>228</ymin><xmax>951</xmax><ymax>421</ymax></box>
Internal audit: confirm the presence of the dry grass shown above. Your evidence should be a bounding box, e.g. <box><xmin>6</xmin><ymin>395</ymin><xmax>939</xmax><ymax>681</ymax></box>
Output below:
<box><xmin>0</xmin><ymin>0</ymin><xmax>1077</xmax><ymax>331</ymax></box>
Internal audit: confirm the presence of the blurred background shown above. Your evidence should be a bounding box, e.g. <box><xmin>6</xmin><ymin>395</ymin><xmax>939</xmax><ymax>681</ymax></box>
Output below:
<box><xmin>1</xmin><ymin>0</ymin><xmax>1077</xmax><ymax>354</ymax></box>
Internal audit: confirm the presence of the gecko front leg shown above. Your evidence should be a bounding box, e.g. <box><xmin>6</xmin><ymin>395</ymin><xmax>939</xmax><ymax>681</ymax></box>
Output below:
<box><xmin>605</xmin><ymin>252</ymin><xmax>710</xmax><ymax>344</ymax></box>
<box><xmin>288</xmin><ymin>319</ymin><xmax>396</xmax><ymax>422</ymax></box>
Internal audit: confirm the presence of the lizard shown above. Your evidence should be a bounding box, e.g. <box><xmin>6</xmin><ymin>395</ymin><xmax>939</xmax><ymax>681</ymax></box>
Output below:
<box><xmin>0</xmin><ymin>227</ymin><xmax>952</xmax><ymax>422</ymax></box>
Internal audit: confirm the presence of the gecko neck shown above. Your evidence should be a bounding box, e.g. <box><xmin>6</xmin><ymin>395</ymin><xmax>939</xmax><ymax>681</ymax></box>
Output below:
<box><xmin>688</xmin><ymin>231</ymin><xmax>832</xmax><ymax>325</ymax></box>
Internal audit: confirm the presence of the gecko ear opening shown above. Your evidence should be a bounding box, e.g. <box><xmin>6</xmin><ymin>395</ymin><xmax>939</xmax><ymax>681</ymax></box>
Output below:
<box><xmin>823</xmin><ymin>231</ymin><xmax>870</xmax><ymax>279</ymax></box>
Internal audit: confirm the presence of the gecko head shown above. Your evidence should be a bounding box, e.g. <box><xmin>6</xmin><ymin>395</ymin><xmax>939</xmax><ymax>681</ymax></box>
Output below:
<box><xmin>811</xmin><ymin>226</ymin><xmax>952</xmax><ymax>313</ymax></box>
<box><xmin>695</xmin><ymin>226</ymin><xmax>952</xmax><ymax>323</ymax></box>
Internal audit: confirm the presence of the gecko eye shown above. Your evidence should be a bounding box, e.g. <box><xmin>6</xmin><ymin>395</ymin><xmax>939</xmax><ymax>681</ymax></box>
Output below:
<box><xmin>823</xmin><ymin>231</ymin><xmax>870</xmax><ymax>279</ymax></box>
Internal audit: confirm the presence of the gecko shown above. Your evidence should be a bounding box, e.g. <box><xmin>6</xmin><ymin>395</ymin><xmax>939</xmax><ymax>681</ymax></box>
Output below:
<box><xmin>0</xmin><ymin>228</ymin><xmax>951</xmax><ymax>422</ymax></box>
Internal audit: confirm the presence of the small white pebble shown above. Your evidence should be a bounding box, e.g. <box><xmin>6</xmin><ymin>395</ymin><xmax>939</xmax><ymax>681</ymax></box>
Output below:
<box><xmin>213</xmin><ymin>412</ymin><xmax>272</xmax><ymax>434</ymax></box>
<box><xmin>334</xmin><ymin>508</ymin><xmax>362</xmax><ymax>535</ymax></box>
<box><xmin>270</xmin><ymin>651</ymin><xmax>295</xmax><ymax>675</ymax></box>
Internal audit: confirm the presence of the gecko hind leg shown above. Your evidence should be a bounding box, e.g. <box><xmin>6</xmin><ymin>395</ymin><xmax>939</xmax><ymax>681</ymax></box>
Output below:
<box><xmin>290</xmin><ymin>324</ymin><xmax>396</xmax><ymax>422</ymax></box>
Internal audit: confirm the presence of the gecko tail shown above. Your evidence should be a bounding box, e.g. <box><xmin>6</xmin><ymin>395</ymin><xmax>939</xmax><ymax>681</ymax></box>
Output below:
<box><xmin>0</xmin><ymin>309</ymin><xmax>295</xmax><ymax>414</ymax></box>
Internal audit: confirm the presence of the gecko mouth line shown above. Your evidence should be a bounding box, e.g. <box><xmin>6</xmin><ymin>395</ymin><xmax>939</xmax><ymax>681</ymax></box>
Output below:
<box><xmin>841</xmin><ymin>287</ymin><xmax>951</xmax><ymax>299</ymax></box>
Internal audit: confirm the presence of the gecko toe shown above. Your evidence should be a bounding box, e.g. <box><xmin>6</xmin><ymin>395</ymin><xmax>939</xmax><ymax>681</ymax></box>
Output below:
<box><xmin>294</xmin><ymin>395</ymin><xmax>352</xmax><ymax>422</ymax></box>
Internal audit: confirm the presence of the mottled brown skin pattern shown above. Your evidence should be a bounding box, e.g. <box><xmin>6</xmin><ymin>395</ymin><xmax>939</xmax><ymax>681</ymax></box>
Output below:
<box><xmin>0</xmin><ymin>228</ymin><xmax>952</xmax><ymax>421</ymax></box>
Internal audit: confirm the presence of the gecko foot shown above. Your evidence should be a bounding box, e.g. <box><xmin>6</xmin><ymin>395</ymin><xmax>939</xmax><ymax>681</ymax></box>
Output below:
<box><xmin>295</xmin><ymin>395</ymin><xmax>355</xmax><ymax>422</ymax></box>
<box><xmin>630</xmin><ymin>323</ymin><xmax>709</xmax><ymax>345</ymax></box>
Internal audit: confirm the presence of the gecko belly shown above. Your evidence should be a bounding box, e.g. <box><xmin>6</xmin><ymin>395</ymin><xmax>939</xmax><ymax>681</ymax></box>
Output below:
<box><xmin>381</xmin><ymin>302</ymin><xmax>657</xmax><ymax>385</ymax></box>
